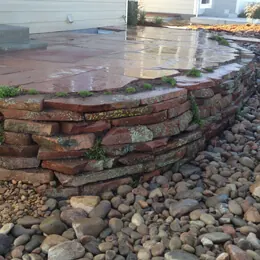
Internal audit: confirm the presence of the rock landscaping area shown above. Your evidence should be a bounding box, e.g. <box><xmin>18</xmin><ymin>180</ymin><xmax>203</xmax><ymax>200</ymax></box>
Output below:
<box><xmin>1</xmin><ymin>26</ymin><xmax>260</xmax><ymax>260</ymax></box>
<box><xmin>2</xmin><ymin>92</ymin><xmax>260</xmax><ymax>260</ymax></box>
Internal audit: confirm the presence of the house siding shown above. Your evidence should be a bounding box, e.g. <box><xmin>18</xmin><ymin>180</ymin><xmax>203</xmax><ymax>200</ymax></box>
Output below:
<box><xmin>202</xmin><ymin>0</ymin><xmax>237</xmax><ymax>17</ymax></box>
<box><xmin>139</xmin><ymin>0</ymin><xmax>195</xmax><ymax>15</ymax></box>
<box><xmin>0</xmin><ymin>0</ymin><xmax>126</xmax><ymax>33</ymax></box>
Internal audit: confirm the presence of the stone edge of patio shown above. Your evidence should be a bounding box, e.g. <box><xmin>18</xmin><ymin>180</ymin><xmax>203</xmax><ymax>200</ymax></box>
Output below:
<box><xmin>0</xmin><ymin>40</ymin><xmax>257</xmax><ymax>198</ymax></box>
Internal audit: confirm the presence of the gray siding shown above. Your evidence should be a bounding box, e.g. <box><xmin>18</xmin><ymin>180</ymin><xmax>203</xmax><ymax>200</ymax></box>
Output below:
<box><xmin>202</xmin><ymin>0</ymin><xmax>237</xmax><ymax>17</ymax></box>
<box><xmin>0</xmin><ymin>0</ymin><xmax>126</xmax><ymax>33</ymax></box>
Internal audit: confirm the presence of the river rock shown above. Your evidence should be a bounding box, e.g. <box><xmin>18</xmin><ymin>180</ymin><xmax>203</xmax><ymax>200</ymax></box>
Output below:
<box><xmin>169</xmin><ymin>199</ymin><xmax>199</xmax><ymax>218</ymax></box>
<box><xmin>72</xmin><ymin>217</ymin><xmax>106</xmax><ymax>238</ymax></box>
<box><xmin>70</xmin><ymin>196</ymin><xmax>100</xmax><ymax>213</ymax></box>
<box><xmin>48</xmin><ymin>240</ymin><xmax>85</xmax><ymax>260</ymax></box>
<box><xmin>165</xmin><ymin>250</ymin><xmax>199</xmax><ymax>260</ymax></box>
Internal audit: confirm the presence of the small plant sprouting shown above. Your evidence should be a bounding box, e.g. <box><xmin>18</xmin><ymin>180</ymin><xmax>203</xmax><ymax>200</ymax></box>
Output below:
<box><xmin>186</xmin><ymin>68</ymin><xmax>202</xmax><ymax>78</ymax></box>
<box><xmin>161</xmin><ymin>76</ymin><xmax>177</xmax><ymax>87</ymax></box>
<box><xmin>125</xmin><ymin>86</ymin><xmax>137</xmax><ymax>94</ymax></box>
<box><xmin>85</xmin><ymin>139</ymin><xmax>106</xmax><ymax>160</ymax></box>
<box><xmin>56</xmin><ymin>92</ymin><xmax>68</xmax><ymax>97</ymax></box>
<box><xmin>189</xmin><ymin>93</ymin><xmax>203</xmax><ymax>127</ymax></box>
<box><xmin>204</xmin><ymin>67</ymin><xmax>214</xmax><ymax>73</ymax></box>
<box><xmin>78</xmin><ymin>91</ymin><xmax>93</xmax><ymax>97</ymax></box>
<box><xmin>209</xmin><ymin>35</ymin><xmax>230</xmax><ymax>46</ymax></box>
<box><xmin>143</xmin><ymin>83</ymin><xmax>153</xmax><ymax>90</ymax></box>
<box><xmin>154</xmin><ymin>16</ymin><xmax>163</xmax><ymax>25</ymax></box>
<box><xmin>138</xmin><ymin>10</ymin><xmax>146</xmax><ymax>25</ymax></box>
<box><xmin>0</xmin><ymin>86</ymin><xmax>20</xmax><ymax>98</ymax></box>
<box><xmin>27</xmin><ymin>89</ymin><xmax>39</xmax><ymax>95</ymax></box>
<box><xmin>104</xmin><ymin>91</ymin><xmax>112</xmax><ymax>95</ymax></box>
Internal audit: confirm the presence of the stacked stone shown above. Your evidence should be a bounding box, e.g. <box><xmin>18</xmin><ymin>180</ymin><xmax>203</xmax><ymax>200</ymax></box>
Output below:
<box><xmin>0</xmin><ymin>46</ymin><xmax>257</xmax><ymax>195</ymax></box>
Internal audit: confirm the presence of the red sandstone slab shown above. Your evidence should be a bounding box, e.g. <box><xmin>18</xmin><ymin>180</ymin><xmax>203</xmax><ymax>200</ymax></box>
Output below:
<box><xmin>155</xmin><ymin>146</ymin><xmax>186</xmax><ymax>168</ymax></box>
<box><xmin>44</xmin><ymin>95</ymin><xmax>140</xmax><ymax>113</ymax></box>
<box><xmin>112</xmin><ymin>111</ymin><xmax>167</xmax><ymax>126</ymax></box>
<box><xmin>148</xmin><ymin>111</ymin><xmax>193</xmax><ymax>138</ymax></box>
<box><xmin>102</xmin><ymin>144</ymin><xmax>133</xmax><ymax>157</ymax></box>
<box><xmin>118</xmin><ymin>153</ymin><xmax>154</xmax><ymax>166</ymax></box>
<box><xmin>32</xmin><ymin>133</ymin><xmax>95</xmax><ymax>151</ymax></box>
<box><xmin>82</xmin><ymin>177</ymin><xmax>132</xmax><ymax>195</ymax></box>
<box><xmin>4</xmin><ymin>119</ymin><xmax>59</xmax><ymax>136</ymax></box>
<box><xmin>55</xmin><ymin>164</ymin><xmax>146</xmax><ymax>186</ymax></box>
<box><xmin>85</xmin><ymin>106</ymin><xmax>152</xmax><ymax>121</ymax></box>
<box><xmin>153</xmin><ymin>131</ymin><xmax>203</xmax><ymax>154</ymax></box>
<box><xmin>84</xmin><ymin>160</ymin><xmax>104</xmax><ymax>172</ymax></box>
<box><xmin>61</xmin><ymin>121</ymin><xmax>111</xmax><ymax>134</ymax></box>
<box><xmin>4</xmin><ymin>132</ymin><xmax>32</xmax><ymax>145</ymax></box>
<box><xmin>137</xmin><ymin>87</ymin><xmax>187</xmax><ymax>105</ymax></box>
<box><xmin>0</xmin><ymin>145</ymin><xmax>39</xmax><ymax>157</ymax></box>
<box><xmin>42</xmin><ymin>159</ymin><xmax>89</xmax><ymax>175</ymax></box>
<box><xmin>150</xmin><ymin>96</ymin><xmax>187</xmax><ymax>113</ymax></box>
<box><xmin>0</xmin><ymin>168</ymin><xmax>53</xmax><ymax>184</ymax></box>
<box><xmin>0</xmin><ymin>157</ymin><xmax>40</xmax><ymax>169</ymax></box>
<box><xmin>0</xmin><ymin>95</ymin><xmax>44</xmax><ymax>112</ymax></box>
<box><xmin>176</xmin><ymin>75</ymin><xmax>215</xmax><ymax>90</ymax></box>
<box><xmin>168</xmin><ymin>101</ymin><xmax>191</xmax><ymax>118</ymax></box>
<box><xmin>1</xmin><ymin>109</ymin><xmax>83</xmax><ymax>121</ymax></box>
<box><xmin>37</xmin><ymin>148</ymin><xmax>87</xmax><ymax>160</ymax></box>
<box><xmin>133</xmin><ymin>138</ymin><xmax>169</xmax><ymax>152</ymax></box>
<box><xmin>102</xmin><ymin>126</ymin><xmax>153</xmax><ymax>146</ymax></box>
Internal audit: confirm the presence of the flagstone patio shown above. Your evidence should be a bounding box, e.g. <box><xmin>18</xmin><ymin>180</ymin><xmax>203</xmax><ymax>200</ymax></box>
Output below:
<box><xmin>0</xmin><ymin>26</ymin><xmax>239</xmax><ymax>93</ymax></box>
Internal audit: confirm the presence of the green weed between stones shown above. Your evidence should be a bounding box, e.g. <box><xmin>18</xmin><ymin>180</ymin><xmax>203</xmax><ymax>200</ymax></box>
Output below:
<box><xmin>78</xmin><ymin>91</ymin><xmax>93</xmax><ymax>97</ymax></box>
<box><xmin>209</xmin><ymin>35</ymin><xmax>230</xmax><ymax>46</ymax></box>
<box><xmin>85</xmin><ymin>139</ymin><xmax>106</xmax><ymax>160</ymax></box>
<box><xmin>56</xmin><ymin>92</ymin><xmax>68</xmax><ymax>97</ymax></box>
<box><xmin>125</xmin><ymin>86</ymin><xmax>137</xmax><ymax>94</ymax></box>
<box><xmin>143</xmin><ymin>83</ymin><xmax>153</xmax><ymax>90</ymax></box>
<box><xmin>161</xmin><ymin>76</ymin><xmax>177</xmax><ymax>87</ymax></box>
<box><xmin>189</xmin><ymin>94</ymin><xmax>204</xmax><ymax>126</ymax></box>
<box><xmin>204</xmin><ymin>67</ymin><xmax>214</xmax><ymax>73</ymax></box>
<box><xmin>186</xmin><ymin>68</ymin><xmax>202</xmax><ymax>78</ymax></box>
<box><xmin>27</xmin><ymin>89</ymin><xmax>39</xmax><ymax>95</ymax></box>
<box><xmin>104</xmin><ymin>91</ymin><xmax>112</xmax><ymax>95</ymax></box>
<box><xmin>0</xmin><ymin>86</ymin><xmax>20</xmax><ymax>98</ymax></box>
<box><xmin>154</xmin><ymin>16</ymin><xmax>163</xmax><ymax>25</ymax></box>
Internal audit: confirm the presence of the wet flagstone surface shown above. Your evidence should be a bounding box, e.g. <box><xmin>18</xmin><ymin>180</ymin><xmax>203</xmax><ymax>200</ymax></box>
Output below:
<box><xmin>0</xmin><ymin>27</ymin><xmax>239</xmax><ymax>93</ymax></box>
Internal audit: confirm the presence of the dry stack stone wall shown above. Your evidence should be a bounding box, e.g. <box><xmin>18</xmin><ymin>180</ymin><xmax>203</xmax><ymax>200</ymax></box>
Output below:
<box><xmin>0</xmin><ymin>43</ymin><xmax>258</xmax><ymax>198</ymax></box>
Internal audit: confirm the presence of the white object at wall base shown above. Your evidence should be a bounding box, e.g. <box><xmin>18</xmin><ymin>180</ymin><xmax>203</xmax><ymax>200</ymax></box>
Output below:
<box><xmin>67</xmin><ymin>14</ymin><xmax>74</xmax><ymax>23</ymax></box>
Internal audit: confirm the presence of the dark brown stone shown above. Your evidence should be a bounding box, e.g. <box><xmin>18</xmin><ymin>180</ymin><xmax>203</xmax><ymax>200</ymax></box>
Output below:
<box><xmin>133</xmin><ymin>138</ymin><xmax>169</xmax><ymax>152</ymax></box>
<box><xmin>61</xmin><ymin>121</ymin><xmax>111</xmax><ymax>134</ymax></box>
<box><xmin>0</xmin><ymin>145</ymin><xmax>39</xmax><ymax>157</ymax></box>
<box><xmin>42</xmin><ymin>159</ymin><xmax>89</xmax><ymax>175</ymax></box>
<box><xmin>82</xmin><ymin>177</ymin><xmax>132</xmax><ymax>195</ymax></box>
<box><xmin>0</xmin><ymin>168</ymin><xmax>53</xmax><ymax>183</ymax></box>
<box><xmin>118</xmin><ymin>153</ymin><xmax>154</xmax><ymax>165</ymax></box>
<box><xmin>4</xmin><ymin>132</ymin><xmax>32</xmax><ymax>145</ymax></box>
<box><xmin>37</xmin><ymin>148</ymin><xmax>87</xmax><ymax>160</ymax></box>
